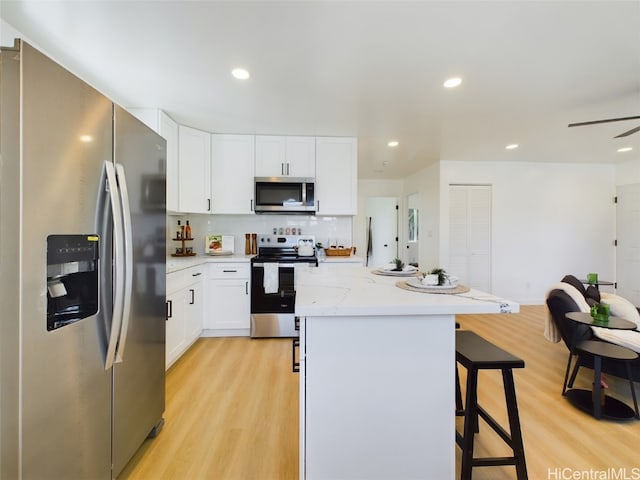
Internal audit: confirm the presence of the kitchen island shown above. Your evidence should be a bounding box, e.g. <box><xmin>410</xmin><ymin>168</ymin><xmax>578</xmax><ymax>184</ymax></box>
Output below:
<box><xmin>295</xmin><ymin>264</ymin><xmax>519</xmax><ymax>480</ymax></box>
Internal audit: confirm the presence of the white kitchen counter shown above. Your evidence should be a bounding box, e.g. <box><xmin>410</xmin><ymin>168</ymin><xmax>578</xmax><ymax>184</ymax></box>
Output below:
<box><xmin>166</xmin><ymin>254</ymin><xmax>252</xmax><ymax>274</ymax></box>
<box><xmin>295</xmin><ymin>265</ymin><xmax>519</xmax><ymax>480</ymax></box>
<box><xmin>296</xmin><ymin>264</ymin><xmax>519</xmax><ymax>316</ymax></box>
<box><xmin>317</xmin><ymin>254</ymin><xmax>364</xmax><ymax>265</ymax></box>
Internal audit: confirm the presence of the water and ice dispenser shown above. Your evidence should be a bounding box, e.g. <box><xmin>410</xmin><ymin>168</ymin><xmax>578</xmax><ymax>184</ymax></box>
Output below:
<box><xmin>46</xmin><ymin>235</ymin><xmax>99</xmax><ymax>331</ymax></box>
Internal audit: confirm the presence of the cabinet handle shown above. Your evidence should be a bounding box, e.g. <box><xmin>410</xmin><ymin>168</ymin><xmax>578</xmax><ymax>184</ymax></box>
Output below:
<box><xmin>192</xmin><ymin>272</ymin><xmax>202</xmax><ymax>277</ymax></box>
<box><xmin>189</xmin><ymin>288</ymin><xmax>195</xmax><ymax>305</ymax></box>
<box><xmin>292</xmin><ymin>338</ymin><xmax>300</xmax><ymax>373</ymax></box>
<box><xmin>207</xmin><ymin>198</ymin><xmax>211</xmax><ymax>211</ymax></box>
<box><xmin>245</xmin><ymin>280</ymin><xmax>248</xmax><ymax>295</ymax></box>
<box><xmin>166</xmin><ymin>300</ymin><xmax>172</xmax><ymax>320</ymax></box>
<box><xmin>250</xmin><ymin>199</ymin><xmax>253</xmax><ymax>211</ymax></box>
<box><xmin>316</xmin><ymin>200</ymin><xmax>320</xmax><ymax>213</ymax></box>
<box><xmin>281</xmin><ymin>163</ymin><xmax>284</xmax><ymax>175</ymax></box>
<box><xmin>223</xmin><ymin>269</ymin><xmax>237</xmax><ymax>273</ymax></box>
<box><xmin>286</xmin><ymin>162</ymin><xmax>290</xmax><ymax>176</ymax></box>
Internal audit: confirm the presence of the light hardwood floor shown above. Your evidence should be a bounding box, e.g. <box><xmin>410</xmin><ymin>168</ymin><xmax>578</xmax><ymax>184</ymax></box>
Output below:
<box><xmin>120</xmin><ymin>306</ymin><xmax>640</xmax><ymax>480</ymax></box>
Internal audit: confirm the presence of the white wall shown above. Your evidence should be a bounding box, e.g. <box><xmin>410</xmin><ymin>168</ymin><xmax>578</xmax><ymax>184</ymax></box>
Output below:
<box><xmin>437</xmin><ymin>161</ymin><xmax>616</xmax><ymax>304</ymax></box>
<box><xmin>616</xmin><ymin>158</ymin><xmax>640</xmax><ymax>186</ymax></box>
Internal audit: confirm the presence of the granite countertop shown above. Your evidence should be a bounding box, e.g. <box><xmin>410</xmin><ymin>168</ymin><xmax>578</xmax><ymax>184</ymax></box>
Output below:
<box><xmin>166</xmin><ymin>254</ymin><xmax>252</xmax><ymax>273</ymax></box>
<box><xmin>295</xmin><ymin>264</ymin><xmax>520</xmax><ymax>317</ymax></box>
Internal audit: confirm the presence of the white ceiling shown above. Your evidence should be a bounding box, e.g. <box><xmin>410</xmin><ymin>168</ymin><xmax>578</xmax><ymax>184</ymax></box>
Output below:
<box><xmin>1</xmin><ymin>0</ymin><xmax>639</xmax><ymax>179</ymax></box>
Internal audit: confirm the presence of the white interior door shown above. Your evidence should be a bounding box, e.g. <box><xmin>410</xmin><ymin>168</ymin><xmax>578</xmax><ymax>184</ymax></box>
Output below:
<box><xmin>616</xmin><ymin>183</ymin><xmax>640</xmax><ymax>306</ymax></box>
<box><xmin>448</xmin><ymin>185</ymin><xmax>492</xmax><ymax>292</ymax></box>
<box><xmin>365</xmin><ymin>197</ymin><xmax>398</xmax><ymax>267</ymax></box>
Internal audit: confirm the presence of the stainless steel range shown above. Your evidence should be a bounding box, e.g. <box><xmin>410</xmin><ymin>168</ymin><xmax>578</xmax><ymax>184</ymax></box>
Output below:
<box><xmin>250</xmin><ymin>235</ymin><xmax>317</xmax><ymax>338</ymax></box>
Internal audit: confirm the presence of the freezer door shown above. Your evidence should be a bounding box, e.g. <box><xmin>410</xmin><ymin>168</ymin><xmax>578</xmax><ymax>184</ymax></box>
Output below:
<box><xmin>18</xmin><ymin>42</ymin><xmax>113</xmax><ymax>479</ymax></box>
<box><xmin>111</xmin><ymin>105</ymin><xmax>167</xmax><ymax>476</ymax></box>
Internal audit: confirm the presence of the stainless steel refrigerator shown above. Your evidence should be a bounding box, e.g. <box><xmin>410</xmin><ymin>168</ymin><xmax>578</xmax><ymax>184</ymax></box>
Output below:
<box><xmin>0</xmin><ymin>39</ymin><xmax>166</xmax><ymax>479</ymax></box>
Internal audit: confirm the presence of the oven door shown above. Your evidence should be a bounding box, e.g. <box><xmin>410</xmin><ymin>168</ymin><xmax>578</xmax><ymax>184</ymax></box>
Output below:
<box><xmin>250</xmin><ymin>262</ymin><xmax>298</xmax><ymax>337</ymax></box>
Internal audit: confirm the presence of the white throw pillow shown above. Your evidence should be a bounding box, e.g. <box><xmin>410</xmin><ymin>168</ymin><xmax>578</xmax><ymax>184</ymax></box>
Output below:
<box><xmin>600</xmin><ymin>292</ymin><xmax>640</xmax><ymax>329</ymax></box>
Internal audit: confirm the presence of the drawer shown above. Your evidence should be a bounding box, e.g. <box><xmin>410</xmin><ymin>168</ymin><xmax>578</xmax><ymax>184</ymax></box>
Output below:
<box><xmin>208</xmin><ymin>263</ymin><xmax>250</xmax><ymax>279</ymax></box>
<box><xmin>167</xmin><ymin>265</ymin><xmax>205</xmax><ymax>293</ymax></box>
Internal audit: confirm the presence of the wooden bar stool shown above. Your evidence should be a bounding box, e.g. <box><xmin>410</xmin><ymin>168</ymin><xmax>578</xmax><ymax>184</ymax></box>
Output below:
<box><xmin>456</xmin><ymin>330</ymin><xmax>528</xmax><ymax>480</ymax></box>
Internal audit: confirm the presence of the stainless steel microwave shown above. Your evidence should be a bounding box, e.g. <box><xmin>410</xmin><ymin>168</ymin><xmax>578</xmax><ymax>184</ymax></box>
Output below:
<box><xmin>254</xmin><ymin>177</ymin><xmax>315</xmax><ymax>214</ymax></box>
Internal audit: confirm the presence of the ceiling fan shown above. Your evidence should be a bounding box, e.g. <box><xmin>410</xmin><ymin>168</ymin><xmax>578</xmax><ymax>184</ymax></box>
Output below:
<box><xmin>568</xmin><ymin>115</ymin><xmax>640</xmax><ymax>138</ymax></box>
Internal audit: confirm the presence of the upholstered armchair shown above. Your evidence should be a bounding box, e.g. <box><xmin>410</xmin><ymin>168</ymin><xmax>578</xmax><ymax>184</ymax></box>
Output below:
<box><xmin>546</xmin><ymin>275</ymin><xmax>640</xmax><ymax>383</ymax></box>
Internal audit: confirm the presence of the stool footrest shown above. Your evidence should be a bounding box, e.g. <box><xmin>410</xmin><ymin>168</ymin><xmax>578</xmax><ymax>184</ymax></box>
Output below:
<box><xmin>473</xmin><ymin>457</ymin><xmax>519</xmax><ymax>467</ymax></box>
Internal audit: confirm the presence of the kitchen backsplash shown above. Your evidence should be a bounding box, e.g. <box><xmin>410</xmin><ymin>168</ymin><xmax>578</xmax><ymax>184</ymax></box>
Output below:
<box><xmin>167</xmin><ymin>214</ymin><xmax>353</xmax><ymax>256</ymax></box>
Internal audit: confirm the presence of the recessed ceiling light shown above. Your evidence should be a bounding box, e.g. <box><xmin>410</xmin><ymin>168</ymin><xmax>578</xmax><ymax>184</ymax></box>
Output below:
<box><xmin>79</xmin><ymin>134</ymin><xmax>93</xmax><ymax>143</ymax></box>
<box><xmin>231</xmin><ymin>68</ymin><xmax>250</xmax><ymax>80</ymax></box>
<box><xmin>387</xmin><ymin>141</ymin><xmax>399</xmax><ymax>147</ymax></box>
<box><xmin>617</xmin><ymin>147</ymin><xmax>633</xmax><ymax>153</ymax></box>
<box><xmin>505</xmin><ymin>144</ymin><xmax>519</xmax><ymax>150</ymax></box>
<box><xmin>443</xmin><ymin>77</ymin><xmax>462</xmax><ymax>88</ymax></box>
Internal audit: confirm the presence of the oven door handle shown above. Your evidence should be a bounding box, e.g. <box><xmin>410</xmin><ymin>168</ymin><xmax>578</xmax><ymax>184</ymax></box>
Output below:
<box><xmin>252</xmin><ymin>262</ymin><xmax>297</xmax><ymax>268</ymax></box>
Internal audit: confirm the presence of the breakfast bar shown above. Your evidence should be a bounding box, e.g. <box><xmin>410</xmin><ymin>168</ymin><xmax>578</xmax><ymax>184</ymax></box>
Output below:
<box><xmin>295</xmin><ymin>264</ymin><xmax>519</xmax><ymax>480</ymax></box>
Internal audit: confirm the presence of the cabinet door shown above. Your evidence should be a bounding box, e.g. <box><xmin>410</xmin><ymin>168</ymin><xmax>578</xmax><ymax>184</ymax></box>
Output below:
<box><xmin>211</xmin><ymin>134</ymin><xmax>255</xmax><ymax>214</ymax></box>
<box><xmin>205</xmin><ymin>279</ymin><xmax>250</xmax><ymax>330</ymax></box>
<box><xmin>178</xmin><ymin>125</ymin><xmax>211</xmax><ymax>213</ymax></box>
<box><xmin>166</xmin><ymin>289</ymin><xmax>187</xmax><ymax>369</ymax></box>
<box><xmin>160</xmin><ymin>112</ymin><xmax>179</xmax><ymax>212</ymax></box>
<box><xmin>315</xmin><ymin>137</ymin><xmax>358</xmax><ymax>215</ymax></box>
<box><xmin>286</xmin><ymin>136</ymin><xmax>315</xmax><ymax>177</ymax></box>
<box><xmin>255</xmin><ymin>135</ymin><xmax>286</xmax><ymax>177</ymax></box>
<box><xmin>185</xmin><ymin>278</ymin><xmax>203</xmax><ymax>344</ymax></box>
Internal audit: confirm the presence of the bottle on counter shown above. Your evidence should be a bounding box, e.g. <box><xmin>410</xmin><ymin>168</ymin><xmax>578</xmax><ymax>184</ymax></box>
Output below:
<box><xmin>245</xmin><ymin>233</ymin><xmax>251</xmax><ymax>255</ymax></box>
<box><xmin>185</xmin><ymin>220</ymin><xmax>192</xmax><ymax>239</ymax></box>
<box><xmin>176</xmin><ymin>220</ymin><xmax>182</xmax><ymax>239</ymax></box>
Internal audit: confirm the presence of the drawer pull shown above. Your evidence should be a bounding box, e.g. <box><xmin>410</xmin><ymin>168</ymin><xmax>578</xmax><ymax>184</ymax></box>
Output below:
<box><xmin>192</xmin><ymin>272</ymin><xmax>202</xmax><ymax>277</ymax></box>
<box><xmin>223</xmin><ymin>269</ymin><xmax>238</xmax><ymax>273</ymax></box>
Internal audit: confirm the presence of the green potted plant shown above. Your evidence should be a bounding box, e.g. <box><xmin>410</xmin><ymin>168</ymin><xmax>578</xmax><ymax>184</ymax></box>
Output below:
<box><xmin>424</xmin><ymin>267</ymin><xmax>448</xmax><ymax>286</ymax></box>
<box><xmin>393</xmin><ymin>258</ymin><xmax>405</xmax><ymax>271</ymax></box>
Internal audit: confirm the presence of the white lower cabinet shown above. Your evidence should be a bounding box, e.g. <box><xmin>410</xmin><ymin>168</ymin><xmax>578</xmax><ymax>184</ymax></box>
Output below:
<box><xmin>203</xmin><ymin>263</ymin><xmax>251</xmax><ymax>336</ymax></box>
<box><xmin>165</xmin><ymin>265</ymin><xmax>204</xmax><ymax>369</ymax></box>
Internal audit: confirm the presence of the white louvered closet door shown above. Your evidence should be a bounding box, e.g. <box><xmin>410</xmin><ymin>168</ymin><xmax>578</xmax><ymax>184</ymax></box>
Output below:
<box><xmin>616</xmin><ymin>183</ymin><xmax>640</xmax><ymax>306</ymax></box>
<box><xmin>448</xmin><ymin>185</ymin><xmax>492</xmax><ymax>292</ymax></box>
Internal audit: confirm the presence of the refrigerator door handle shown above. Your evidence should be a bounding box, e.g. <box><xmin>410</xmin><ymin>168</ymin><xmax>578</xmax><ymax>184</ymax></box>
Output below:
<box><xmin>103</xmin><ymin>161</ymin><xmax>125</xmax><ymax>370</ymax></box>
<box><xmin>114</xmin><ymin>163</ymin><xmax>133</xmax><ymax>363</ymax></box>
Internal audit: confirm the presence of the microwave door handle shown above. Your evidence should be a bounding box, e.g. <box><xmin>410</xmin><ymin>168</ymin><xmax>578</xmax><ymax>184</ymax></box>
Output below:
<box><xmin>102</xmin><ymin>161</ymin><xmax>125</xmax><ymax>370</ymax></box>
<box><xmin>113</xmin><ymin>163</ymin><xmax>133</xmax><ymax>363</ymax></box>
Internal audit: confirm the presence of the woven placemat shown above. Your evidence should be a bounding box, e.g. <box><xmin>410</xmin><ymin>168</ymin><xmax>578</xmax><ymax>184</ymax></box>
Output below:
<box><xmin>396</xmin><ymin>280</ymin><xmax>470</xmax><ymax>294</ymax></box>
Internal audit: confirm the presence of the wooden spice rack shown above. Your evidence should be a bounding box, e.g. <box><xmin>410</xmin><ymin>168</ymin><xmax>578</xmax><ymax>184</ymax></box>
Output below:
<box><xmin>171</xmin><ymin>237</ymin><xmax>196</xmax><ymax>257</ymax></box>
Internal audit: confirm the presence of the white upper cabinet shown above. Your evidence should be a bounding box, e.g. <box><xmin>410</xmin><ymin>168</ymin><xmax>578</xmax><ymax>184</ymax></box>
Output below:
<box><xmin>211</xmin><ymin>134</ymin><xmax>255</xmax><ymax>214</ymax></box>
<box><xmin>159</xmin><ymin>112</ymin><xmax>179</xmax><ymax>212</ymax></box>
<box><xmin>285</xmin><ymin>136</ymin><xmax>316</xmax><ymax>177</ymax></box>
<box><xmin>315</xmin><ymin>137</ymin><xmax>358</xmax><ymax>215</ymax></box>
<box><xmin>127</xmin><ymin>108</ymin><xmax>179</xmax><ymax>211</ymax></box>
<box><xmin>178</xmin><ymin>125</ymin><xmax>211</xmax><ymax>213</ymax></box>
<box><xmin>255</xmin><ymin>135</ymin><xmax>315</xmax><ymax>178</ymax></box>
